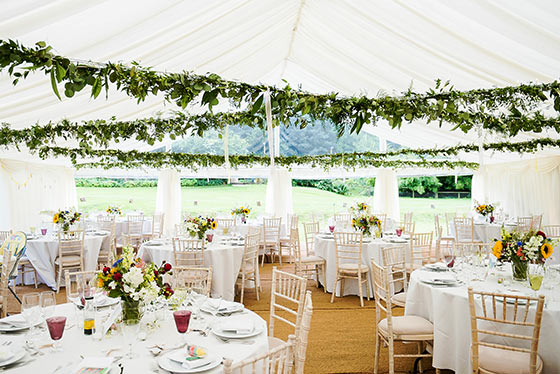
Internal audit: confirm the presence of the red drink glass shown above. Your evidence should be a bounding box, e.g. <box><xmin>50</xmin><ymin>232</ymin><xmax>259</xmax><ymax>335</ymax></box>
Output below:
<box><xmin>395</xmin><ymin>228</ymin><xmax>403</xmax><ymax>237</ymax></box>
<box><xmin>328</xmin><ymin>225</ymin><xmax>335</xmax><ymax>233</ymax></box>
<box><xmin>173</xmin><ymin>310</ymin><xmax>191</xmax><ymax>334</ymax></box>
<box><xmin>206</xmin><ymin>234</ymin><xmax>214</xmax><ymax>243</ymax></box>
<box><xmin>46</xmin><ymin>316</ymin><xmax>66</xmax><ymax>351</ymax></box>
<box><xmin>41</xmin><ymin>228</ymin><xmax>47</xmax><ymax>235</ymax></box>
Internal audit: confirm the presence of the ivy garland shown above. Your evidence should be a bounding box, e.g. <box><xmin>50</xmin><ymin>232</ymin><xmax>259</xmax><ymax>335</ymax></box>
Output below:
<box><xmin>2</xmin><ymin>39</ymin><xmax>560</xmax><ymax>136</ymax></box>
<box><xmin>36</xmin><ymin>146</ymin><xmax>479</xmax><ymax>171</ymax></box>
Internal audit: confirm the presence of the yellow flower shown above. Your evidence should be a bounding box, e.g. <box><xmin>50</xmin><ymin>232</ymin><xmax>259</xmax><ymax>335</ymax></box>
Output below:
<box><xmin>211</xmin><ymin>221</ymin><xmax>217</xmax><ymax>229</ymax></box>
<box><xmin>492</xmin><ymin>241</ymin><xmax>503</xmax><ymax>259</ymax></box>
<box><xmin>243</xmin><ymin>209</ymin><xmax>249</xmax><ymax>214</ymax></box>
<box><xmin>98</xmin><ymin>279</ymin><xmax>104</xmax><ymax>288</ymax></box>
<box><xmin>541</xmin><ymin>243</ymin><xmax>553</xmax><ymax>259</ymax></box>
<box><xmin>52</xmin><ymin>213</ymin><xmax>59</xmax><ymax>223</ymax></box>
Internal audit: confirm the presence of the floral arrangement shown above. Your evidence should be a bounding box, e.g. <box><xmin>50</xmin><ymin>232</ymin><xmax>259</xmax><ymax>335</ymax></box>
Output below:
<box><xmin>97</xmin><ymin>246</ymin><xmax>174</xmax><ymax>321</ymax></box>
<box><xmin>53</xmin><ymin>209</ymin><xmax>81</xmax><ymax>231</ymax></box>
<box><xmin>474</xmin><ymin>202</ymin><xmax>495</xmax><ymax>217</ymax></box>
<box><xmin>350</xmin><ymin>202</ymin><xmax>370</xmax><ymax>214</ymax></box>
<box><xmin>231</xmin><ymin>206</ymin><xmax>251</xmax><ymax>218</ymax></box>
<box><xmin>492</xmin><ymin>228</ymin><xmax>557</xmax><ymax>280</ymax></box>
<box><xmin>184</xmin><ymin>216</ymin><xmax>217</xmax><ymax>239</ymax></box>
<box><xmin>106</xmin><ymin>206</ymin><xmax>122</xmax><ymax>215</ymax></box>
<box><xmin>351</xmin><ymin>214</ymin><xmax>381</xmax><ymax>237</ymax></box>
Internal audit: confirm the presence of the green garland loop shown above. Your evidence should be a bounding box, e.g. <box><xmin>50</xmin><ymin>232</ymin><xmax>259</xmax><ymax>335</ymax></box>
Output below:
<box><xmin>2</xmin><ymin>39</ymin><xmax>560</xmax><ymax>136</ymax></box>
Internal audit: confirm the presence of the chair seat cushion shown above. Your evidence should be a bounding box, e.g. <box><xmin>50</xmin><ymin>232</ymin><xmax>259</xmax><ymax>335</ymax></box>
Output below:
<box><xmin>301</xmin><ymin>255</ymin><xmax>325</xmax><ymax>264</ymax></box>
<box><xmin>392</xmin><ymin>292</ymin><xmax>407</xmax><ymax>305</ymax></box>
<box><xmin>339</xmin><ymin>263</ymin><xmax>368</xmax><ymax>273</ymax></box>
<box><xmin>54</xmin><ymin>256</ymin><xmax>81</xmax><ymax>265</ymax></box>
<box><xmin>478</xmin><ymin>345</ymin><xmax>543</xmax><ymax>374</ymax></box>
<box><xmin>268</xmin><ymin>336</ymin><xmax>285</xmax><ymax>349</ymax></box>
<box><xmin>378</xmin><ymin>315</ymin><xmax>433</xmax><ymax>337</ymax></box>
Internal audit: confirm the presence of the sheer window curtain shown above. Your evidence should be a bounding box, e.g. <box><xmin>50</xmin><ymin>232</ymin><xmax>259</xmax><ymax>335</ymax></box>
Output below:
<box><xmin>155</xmin><ymin>168</ymin><xmax>182</xmax><ymax>237</ymax></box>
<box><xmin>265</xmin><ymin>168</ymin><xmax>293</xmax><ymax>221</ymax></box>
<box><xmin>0</xmin><ymin>159</ymin><xmax>78</xmax><ymax>231</ymax></box>
<box><xmin>373</xmin><ymin>168</ymin><xmax>400</xmax><ymax>221</ymax></box>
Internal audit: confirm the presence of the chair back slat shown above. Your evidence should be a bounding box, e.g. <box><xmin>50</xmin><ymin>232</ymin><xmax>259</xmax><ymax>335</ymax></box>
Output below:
<box><xmin>64</xmin><ymin>270</ymin><xmax>98</xmax><ymax>302</ymax></box>
<box><xmin>126</xmin><ymin>214</ymin><xmax>145</xmax><ymax>235</ymax></box>
<box><xmin>269</xmin><ymin>267</ymin><xmax>306</xmax><ymax>338</ymax></box>
<box><xmin>216</xmin><ymin>218</ymin><xmax>236</xmax><ymax>230</ymax></box>
<box><xmin>467</xmin><ymin>287</ymin><xmax>545</xmax><ymax>374</ymax></box>
<box><xmin>152</xmin><ymin>213</ymin><xmax>165</xmax><ymax>238</ymax></box>
<box><xmin>371</xmin><ymin>260</ymin><xmax>392</xmax><ymax>324</ymax></box>
<box><xmin>381</xmin><ymin>245</ymin><xmax>408</xmax><ymax>295</ymax></box>
<box><xmin>409</xmin><ymin>232</ymin><xmax>434</xmax><ymax>268</ymax></box>
<box><xmin>517</xmin><ymin>216</ymin><xmax>533</xmax><ymax>233</ymax></box>
<box><xmin>295</xmin><ymin>291</ymin><xmax>312</xmax><ymax>374</ymax></box>
<box><xmin>543</xmin><ymin>224</ymin><xmax>560</xmax><ymax>238</ymax></box>
<box><xmin>333</xmin><ymin>232</ymin><xmax>364</xmax><ymax>270</ymax></box>
<box><xmin>172</xmin><ymin>238</ymin><xmax>205</xmax><ymax>267</ymax></box>
<box><xmin>263</xmin><ymin>217</ymin><xmax>282</xmax><ymax>243</ymax></box>
<box><xmin>223</xmin><ymin>335</ymin><xmax>295</xmax><ymax>374</ymax></box>
<box><xmin>287</xmin><ymin>214</ymin><xmax>299</xmax><ymax>230</ymax></box>
<box><xmin>173</xmin><ymin>266</ymin><xmax>212</xmax><ymax>296</ymax></box>
<box><xmin>303</xmin><ymin>222</ymin><xmax>319</xmax><ymax>256</ymax></box>
<box><xmin>401</xmin><ymin>221</ymin><xmax>415</xmax><ymax>236</ymax></box>
<box><xmin>402</xmin><ymin>212</ymin><xmax>413</xmax><ymax>224</ymax></box>
<box><xmin>0</xmin><ymin>249</ymin><xmax>14</xmax><ymax>318</ymax></box>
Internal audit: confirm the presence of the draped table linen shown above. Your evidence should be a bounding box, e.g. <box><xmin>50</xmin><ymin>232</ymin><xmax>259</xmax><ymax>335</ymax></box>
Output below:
<box><xmin>449</xmin><ymin>222</ymin><xmax>517</xmax><ymax>243</ymax></box>
<box><xmin>24</xmin><ymin>232</ymin><xmax>109</xmax><ymax>289</ymax></box>
<box><xmin>405</xmin><ymin>268</ymin><xmax>560</xmax><ymax>373</ymax></box>
<box><xmin>86</xmin><ymin>214</ymin><xmax>153</xmax><ymax>242</ymax></box>
<box><xmin>138</xmin><ymin>238</ymin><xmax>246</xmax><ymax>301</ymax></box>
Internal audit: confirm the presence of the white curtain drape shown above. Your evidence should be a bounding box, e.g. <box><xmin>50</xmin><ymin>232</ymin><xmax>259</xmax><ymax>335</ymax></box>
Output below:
<box><xmin>0</xmin><ymin>159</ymin><xmax>77</xmax><ymax>231</ymax></box>
<box><xmin>265</xmin><ymin>168</ymin><xmax>293</xmax><ymax>221</ymax></box>
<box><xmin>155</xmin><ymin>169</ymin><xmax>182</xmax><ymax>237</ymax></box>
<box><xmin>472</xmin><ymin>156</ymin><xmax>560</xmax><ymax>225</ymax></box>
<box><xmin>373</xmin><ymin>168</ymin><xmax>400</xmax><ymax>221</ymax></box>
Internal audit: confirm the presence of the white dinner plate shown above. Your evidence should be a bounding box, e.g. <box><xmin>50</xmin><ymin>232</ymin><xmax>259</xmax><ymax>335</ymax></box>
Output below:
<box><xmin>158</xmin><ymin>350</ymin><xmax>221</xmax><ymax>373</ymax></box>
<box><xmin>421</xmin><ymin>278</ymin><xmax>459</xmax><ymax>287</ymax></box>
<box><xmin>147</xmin><ymin>242</ymin><xmax>164</xmax><ymax>246</ymax></box>
<box><xmin>200</xmin><ymin>301</ymin><xmax>244</xmax><ymax>315</ymax></box>
<box><xmin>71</xmin><ymin>296</ymin><xmax>119</xmax><ymax>308</ymax></box>
<box><xmin>0</xmin><ymin>316</ymin><xmax>43</xmax><ymax>332</ymax></box>
<box><xmin>0</xmin><ymin>348</ymin><xmax>26</xmax><ymax>368</ymax></box>
<box><xmin>423</xmin><ymin>263</ymin><xmax>449</xmax><ymax>272</ymax></box>
<box><xmin>212</xmin><ymin>324</ymin><xmax>264</xmax><ymax>339</ymax></box>
<box><xmin>388</xmin><ymin>238</ymin><xmax>408</xmax><ymax>243</ymax></box>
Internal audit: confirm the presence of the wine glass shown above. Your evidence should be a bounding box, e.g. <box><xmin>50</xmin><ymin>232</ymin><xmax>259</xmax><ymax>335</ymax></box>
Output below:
<box><xmin>173</xmin><ymin>310</ymin><xmax>191</xmax><ymax>342</ymax></box>
<box><xmin>395</xmin><ymin>227</ymin><xmax>403</xmax><ymax>237</ymax></box>
<box><xmin>120</xmin><ymin>320</ymin><xmax>140</xmax><ymax>358</ymax></box>
<box><xmin>528</xmin><ymin>263</ymin><xmax>544</xmax><ymax>295</ymax></box>
<box><xmin>21</xmin><ymin>293</ymin><xmax>41</xmax><ymax>335</ymax></box>
<box><xmin>46</xmin><ymin>316</ymin><xmax>66</xmax><ymax>351</ymax></box>
<box><xmin>41</xmin><ymin>291</ymin><xmax>57</xmax><ymax>319</ymax></box>
<box><xmin>328</xmin><ymin>225</ymin><xmax>335</xmax><ymax>234</ymax></box>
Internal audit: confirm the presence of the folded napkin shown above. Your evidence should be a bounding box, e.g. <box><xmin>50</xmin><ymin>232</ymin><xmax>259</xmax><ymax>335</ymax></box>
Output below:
<box><xmin>168</xmin><ymin>346</ymin><xmax>212</xmax><ymax>370</ymax></box>
<box><xmin>219</xmin><ymin>317</ymin><xmax>254</xmax><ymax>334</ymax></box>
<box><xmin>76</xmin><ymin>357</ymin><xmax>113</xmax><ymax>374</ymax></box>
<box><xmin>0</xmin><ymin>346</ymin><xmax>14</xmax><ymax>362</ymax></box>
<box><xmin>205</xmin><ymin>299</ymin><xmax>241</xmax><ymax>312</ymax></box>
<box><xmin>0</xmin><ymin>318</ymin><xmax>28</xmax><ymax>329</ymax></box>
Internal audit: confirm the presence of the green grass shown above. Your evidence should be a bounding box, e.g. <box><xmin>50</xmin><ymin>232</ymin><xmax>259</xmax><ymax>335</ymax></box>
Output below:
<box><xmin>77</xmin><ymin>185</ymin><xmax>471</xmax><ymax>232</ymax></box>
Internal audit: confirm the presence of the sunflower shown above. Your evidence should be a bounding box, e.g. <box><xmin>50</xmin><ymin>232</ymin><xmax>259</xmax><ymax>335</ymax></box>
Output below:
<box><xmin>492</xmin><ymin>240</ymin><xmax>503</xmax><ymax>259</ymax></box>
<box><xmin>540</xmin><ymin>243</ymin><xmax>553</xmax><ymax>259</ymax></box>
<box><xmin>52</xmin><ymin>213</ymin><xmax>59</xmax><ymax>223</ymax></box>
<box><xmin>243</xmin><ymin>209</ymin><xmax>249</xmax><ymax>215</ymax></box>
<box><xmin>211</xmin><ymin>221</ymin><xmax>217</xmax><ymax>230</ymax></box>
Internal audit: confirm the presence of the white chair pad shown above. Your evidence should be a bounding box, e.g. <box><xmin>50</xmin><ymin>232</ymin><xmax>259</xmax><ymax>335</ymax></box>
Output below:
<box><xmin>300</xmin><ymin>255</ymin><xmax>325</xmax><ymax>264</ymax></box>
<box><xmin>478</xmin><ymin>345</ymin><xmax>543</xmax><ymax>374</ymax></box>
<box><xmin>54</xmin><ymin>256</ymin><xmax>81</xmax><ymax>265</ymax></box>
<box><xmin>378</xmin><ymin>315</ymin><xmax>433</xmax><ymax>337</ymax></box>
<box><xmin>392</xmin><ymin>292</ymin><xmax>407</xmax><ymax>305</ymax></box>
<box><xmin>338</xmin><ymin>263</ymin><xmax>368</xmax><ymax>273</ymax></box>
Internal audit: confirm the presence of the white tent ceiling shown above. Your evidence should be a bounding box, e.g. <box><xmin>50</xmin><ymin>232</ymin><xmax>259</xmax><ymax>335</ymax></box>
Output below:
<box><xmin>1</xmin><ymin>0</ymin><xmax>559</xmax><ymax>171</ymax></box>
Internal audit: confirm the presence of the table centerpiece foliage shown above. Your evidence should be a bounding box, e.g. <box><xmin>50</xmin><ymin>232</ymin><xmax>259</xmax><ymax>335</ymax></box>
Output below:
<box><xmin>52</xmin><ymin>209</ymin><xmax>81</xmax><ymax>231</ymax></box>
<box><xmin>184</xmin><ymin>216</ymin><xmax>216</xmax><ymax>239</ymax></box>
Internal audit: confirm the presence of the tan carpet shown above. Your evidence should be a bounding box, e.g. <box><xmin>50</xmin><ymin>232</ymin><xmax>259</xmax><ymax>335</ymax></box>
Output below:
<box><xmin>8</xmin><ymin>263</ymin><xmax>451</xmax><ymax>373</ymax></box>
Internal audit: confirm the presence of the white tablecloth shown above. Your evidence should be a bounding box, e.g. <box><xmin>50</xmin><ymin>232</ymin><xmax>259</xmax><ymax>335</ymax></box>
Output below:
<box><xmin>450</xmin><ymin>222</ymin><xmax>517</xmax><ymax>243</ymax></box>
<box><xmin>231</xmin><ymin>220</ymin><xmax>287</xmax><ymax>239</ymax></box>
<box><xmin>314</xmin><ymin>235</ymin><xmax>407</xmax><ymax>298</ymax></box>
<box><xmin>1</xmin><ymin>301</ymin><xmax>268</xmax><ymax>373</ymax></box>
<box><xmin>24</xmin><ymin>232</ymin><xmax>109</xmax><ymax>289</ymax></box>
<box><xmin>405</xmin><ymin>268</ymin><xmax>560</xmax><ymax>373</ymax></box>
<box><xmin>86</xmin><ymin>215</ymin><xmax>153</xmax><ymax>242</ymax></box>
<box><xmin>138</xmin><ymin>238</ymin><xmax>246</xmax><ymax>301</ymax></box>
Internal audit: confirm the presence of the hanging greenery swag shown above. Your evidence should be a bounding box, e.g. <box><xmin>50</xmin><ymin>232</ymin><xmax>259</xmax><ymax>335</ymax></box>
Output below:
<box><xmin>2</xmin><ymin>40</ymin><xmax>560</xmax><ymax>137</ymax></box>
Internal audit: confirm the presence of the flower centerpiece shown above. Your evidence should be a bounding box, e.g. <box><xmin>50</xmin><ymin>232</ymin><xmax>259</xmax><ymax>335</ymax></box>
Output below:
<box><xmin>492</xmin><ymin>228</ymin><xmax>557</xmax><ymax>281</ymax></box>
<box><xmin>184</xmin><ymin>216</ymin><xmax>216</xmax><ymax>239</ymax></box>
<box><xmin>52</xmin><ymin>209</ymin><xmax>81</xmax><ymax>231</ymax></box>
<box><xmin>350</xmin><ymin>202</ymin><xmax>370</xmax><ymax>214</ymax></box>
<box><xmin>351</xmin><ymin>215</ymin><xmax>382</xmax><ymax>238</ymax></box>
<box><xmin>474</xmin><ymin>202</ymin><xmax>495</xmax><ymax>222</ymax></box>
<box><xmin>106</xmin><ymin>206</ymin><xmax>122</xmax><ymax>216</ymax></box>
<box><xmin>97</xmin><ymin>246</ymin><xmax>174</xmax><ymax>323</ymax></box>
<box><xmin>231</xmin><ymin>206</ymin><xmax>251</xmax><ymax>223</ymax></box>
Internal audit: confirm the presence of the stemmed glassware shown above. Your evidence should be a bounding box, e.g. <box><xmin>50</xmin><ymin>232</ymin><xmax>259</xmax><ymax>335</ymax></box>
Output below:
<box><xmin>41</xmin><ymin>291</ymin><xmax>57</xmax><ymax>319</ymax></box>
<box><xmin>120</xmin><ymin>320</ymin><xmax>140</xmax><ymax>358</ymax></box>
<box><xmin>173</xmin><ymin>310</ymin><xmax>191</xmax><ymax>343</ymax></box>
<box><xmin>528</xmin><ymin>263</ymin><xmax>544</xmax><ymax>296</ymax></box>
<box><xmin>22</xmin><ymin>293</ymin><xmax>41</xmax><ymax>336</ymax></box>
<box><xmin>46</xmin><ymin>316</ymin><xmax>66</xmax><ymax>351</ymax></box>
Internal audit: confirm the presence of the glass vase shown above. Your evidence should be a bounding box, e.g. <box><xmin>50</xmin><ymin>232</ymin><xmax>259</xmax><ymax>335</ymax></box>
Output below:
<box><xmin>511</xmin><ymin>260</ymin><xmax>528</xmax><ymax>281</ymax></box>
<box><xmin>121</xmin><ymin>299</ymin><xmax>143</xmax><ymax>324</ymax></box>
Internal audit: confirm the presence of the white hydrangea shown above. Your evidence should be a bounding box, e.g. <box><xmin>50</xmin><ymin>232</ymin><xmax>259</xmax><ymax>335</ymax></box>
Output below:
<box><xmin>526</xmin><ymin>235</ymin><xmax>543</xmax><ymax>261</ymax></box>
<box><xmin>123</xmin><ymin>266</ymin><xmax>144</xmax><ymax>289</ymax></box>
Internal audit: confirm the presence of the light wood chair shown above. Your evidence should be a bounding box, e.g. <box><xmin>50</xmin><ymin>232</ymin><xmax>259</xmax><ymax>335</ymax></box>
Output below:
<box><xmin>467</xmin><ymin>287</ymin><xmax>545</xmax><ymax>374</ymax></box>
<box><xmin>381</xmin><ymin>245</ymin><xmax>408</xmax><ymax>307</ymax></box>
<box><xmin>331</xmin><ymin>232</ymin><xmax>370</xmax><ymax>307</ymax></box>
<box><xmin>295</xmin><ymin>290</ymin><xmax>313</xmax><ymax>374</ymax></box>
<box><xmin>174</xmin><ymin>223</ymin><xmax>187</xmax><ymax>237</ymax></box>
<box><xmin>292</xmin><ymin>228</ymin><xmax>326</xmax><ymax>292</ymax></box>
<box><xmin>444</xmin><ymin>212</ymin><xmax>456</xmax><ymax>236</ymax></box>
<box><xmin>408</xmin><ymin>232</ymin><xmax>434</xmax><ymax>271</ymax></box>
<box><xmin>236</xmin><ymin>232</ymin><xmax>261</xmax><ymax>303</ymax></box>
<box><xmin>402</xmin><ymin>221</ymin><xmax>415</xmax><ymax>236</ymax></box>
<box><xmin>0</xmin><ymin>231</ymin><xmax>11</xmax><ymax>244</ymax></box>
<box><xmin>454</xmin><ymin>217</ymin><xmax>482</xmax><ymax>244</ymax></box>
<box><xmin>223</xmin><ymin>335</ymin><xmax>295</xmax><ymax>374</ymax></box>
<box><xmin>97</xmin><ymin>219</ymin><xmax>117</xmax><ymax>269</ymax></box>
<box><xmin>55</xmin><ymin>230</ymin><xmax>85</xmax><ymax>292</ymax></box>
<box><xmin>531</xmin><ymin>214</ymin><xmax>543</xmax><ymax>231</ymax></box>
<box><xmin>280</xmin><ymin>215</ymin><xmax>299</xmax><ymax>262</ymax></box>
<box><xmin>216</xmin><ymin>218</ymin><xmax>236</xmax><ymax>234</ymax></box>
<box><xmin>261</xmin><ymin>217</ymin><xmax>282</xmax><ymax>266</ymax></box>
<box><xmin>517</xmin><ymin>216</ymin><xmax>533</xmax><ymax>233</ymax></box>
<box><xmin>64</xmin><ymin>270</ymin><xmax>98</xmax><ymax>302</ymax></box>
<box><xmin>543</xmin><ymin>224</ymin><xmax>560</xmax><ymax>238</ymax></box>
<box><xmin>334</xmin><ymin>213</ymin><xmax>352</xmax><ymax>230</ymax></box>
<box><xmin>145</xmin><ymin>213</ymin><xmax>164</xmax><ymax>240</ymax></box>
<box><xmin>0</xmin><ymin>248</ymin><xmax>14</xmax><ymax>318</ymax></box>
<box><xmin>434</xmin><ymin>214</ymin><xmax>455</xmax><ymax>263</ymax></box>
<box><xmin>371</xmin><ymin>261</ymin><xmax>437</xmax><ymax>374</ymax></box>
<box><xmin>269</xmin><ymin>267</ymin><xmax>307</xmax><ymax>348</ymax></box>
<box><xmin>374</xmin><ymin>213</ymin><xmax>388</xmax><ymax>232</ymax></box>
<box><xmin>303</xmin><ymin>221</ymin><xmax>319</xmax><ymax>256</ymax></box>
<box><xmin>402</xmin><ymin>212</ymin><xmax>414</xmax><ymax>224</ymax></box>
<box><xmin>172</xmin><ymin>238</ymin><xmax>205</xmax><ymax>267</ymax></box>
<box><xmin>173</xmin><ymin>266</ymin><xmax>212</xmax><ymax>296</ymax></box>
<box><xmin>122</xmin><ymin>214</ymin><xmax>145</xmax><ymax>249</ymax></box>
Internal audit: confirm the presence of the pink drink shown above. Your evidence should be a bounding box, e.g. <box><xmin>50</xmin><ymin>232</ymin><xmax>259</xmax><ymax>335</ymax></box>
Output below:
<box><xmin>329</xmin><ymin>225</ymin><xmax>335</xmax><ymax>233</ymax></box>
<box><xmin>46</xmin><ymin>316</ymin><xmax>66</xmax><ymax>340</ymax></box>
<box><xmin>444</xmin><ymin>255</ymin><xmax>455</xmax><ymax>268</ymax></box>
<box><xmin>396</xmin><ymin>228</ymin><xmax>403</xmax><ymax>237</ymax></box>
<box><xmin>206</xmin><ymin>234</ymin><xmax>214</xmax><ymax>243</ymax></box>
<box><xmin>41</xmin><ymin>228</ymin><xmax>47</xmax><ymax>235</ymax></box>
<box><xmin>173</xmin><ymin>310</ymin><xmax>191</xmax><ymax>334</ymax></box>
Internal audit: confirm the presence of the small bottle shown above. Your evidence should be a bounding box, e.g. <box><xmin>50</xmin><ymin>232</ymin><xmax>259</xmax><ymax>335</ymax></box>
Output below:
<box><xmin>83</xmin><ymin>296</ymin><xmax>95</xmax><ymax>335</ymax></box>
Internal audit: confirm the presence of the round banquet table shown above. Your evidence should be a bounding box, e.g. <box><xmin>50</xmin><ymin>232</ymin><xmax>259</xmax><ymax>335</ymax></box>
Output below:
<box><xmin>24</xmin><ymin>231</ymin><xmax>110</xmax><ymax>289</ymax></box>
<box><xmin>230</xmin><ymin>219</ymin><xmax>286</xmax><ymax>239</ymax></box>
<box><xmin>449</xmin><ymin>222</ymin><xmax>517</xmax><ymax>243</ymax></box>
<box><xmin>0</xmin><ymin>301</ymin><xmax>269</xmax><ymax>373</ymax></box>
<box><xmin>405</xmin><ymin>267</ymin><xmax>560</xmax><ymax>373</ymax></box>
<box><xmin>138</xmin><ymin>237</ymin><xmax>248</xmax><ymax>301</ymax></box>
<box><xmin>86</xmin><ymin>214</ymin><xmax>153</xmax><ymax>242</ymax></box>
<box><xmin>314</xmin><ymin>234</ymin><xmax>409</xmax><ymax>298</ymax></box>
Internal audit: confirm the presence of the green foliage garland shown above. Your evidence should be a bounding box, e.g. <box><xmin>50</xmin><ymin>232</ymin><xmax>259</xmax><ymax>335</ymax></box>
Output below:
<box><xmin>2</xmin><ymin>40</ymin><xmax>560</xmax><ymax>136</ymax></box>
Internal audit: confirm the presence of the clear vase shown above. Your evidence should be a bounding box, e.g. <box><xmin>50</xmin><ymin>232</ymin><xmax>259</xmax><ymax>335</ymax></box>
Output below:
<box><xmin>511</xmin><ymin>261</ymin><xmax>528</xmax><ymax>281</ymax></box>
<box><xmin>121</xmin><ymin>299</ymin><xmax>143</xmax><ymax>324</ymax></box>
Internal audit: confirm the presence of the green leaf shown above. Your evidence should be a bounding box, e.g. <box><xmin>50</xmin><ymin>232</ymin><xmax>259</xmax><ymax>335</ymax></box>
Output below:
<box><xmin>56</xmin><ymin>65</ymin><xmax>66</xmax><ymax>82</ymax></box>
<box><xmin>50</xmin><ymin>69</ymin><xmax>62</xmax><ymax>100</ymax></box>
<box><xmin>251</xmin><ymin>94</ymin><xmax>264</xmax><ymax>115</ymax></box>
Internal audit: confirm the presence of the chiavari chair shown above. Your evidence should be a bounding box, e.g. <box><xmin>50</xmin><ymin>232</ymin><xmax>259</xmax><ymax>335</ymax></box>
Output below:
<box><xmin>236</xmin><ymin>233</ymin><xmax>261</xmax><ymax>303</ymax></box>
<box><xmin>172</xmin><ymin>238</ymin><xmax>205</xmax><ymax>267</ymax></box>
